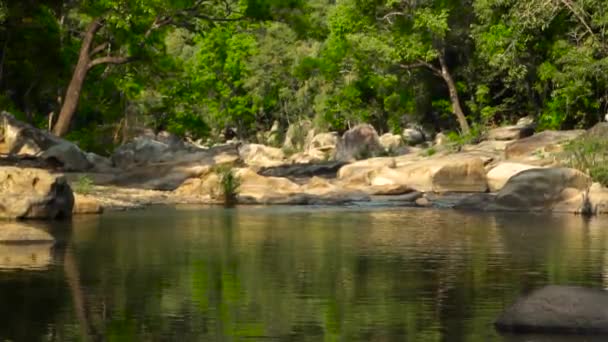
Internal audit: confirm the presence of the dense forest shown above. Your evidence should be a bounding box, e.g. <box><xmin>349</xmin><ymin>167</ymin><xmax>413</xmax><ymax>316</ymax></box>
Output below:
<box><xmin>1</xmin><ymin>0</ymin><xmax>607</xmax><ymax>154</ymax></box>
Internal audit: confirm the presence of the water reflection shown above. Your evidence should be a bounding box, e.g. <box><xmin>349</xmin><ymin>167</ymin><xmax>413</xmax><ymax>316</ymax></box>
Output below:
<box><xmin>0</xmin><ymin>207</ymin><xmax>607</xmax><ymax>341</ymax></box>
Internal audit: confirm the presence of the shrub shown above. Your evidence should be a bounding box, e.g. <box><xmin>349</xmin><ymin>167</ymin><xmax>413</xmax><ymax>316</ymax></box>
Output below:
<box><xmin>73</xmin><ymin>175</ymin><xmax>94</xmax><ymax>194</ymax></box>
<box><xmin>563</xmin><ymin>135</ymin><xmax>608</xmax><ymax>186</ymax></box>
<box><xmin>214</xmin><ymin>166</ymin><xmax>240</xmax><ymax>206</ymax></box>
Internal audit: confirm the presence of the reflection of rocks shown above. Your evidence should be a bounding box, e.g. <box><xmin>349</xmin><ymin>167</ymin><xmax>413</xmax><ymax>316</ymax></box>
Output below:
<box><xmin>0</xmin><ymin>167</ymin><xmax>74</xmax><ymax>219</ymax></box>
<box><xmin>496</xmin><ymin>285</ymin><xmax>608</xmax><ymax>334</ymax></box>
<box><xmin>0</xmin><ymin>223</ymin><xmax>54</xmax><ymax>270</ymax></box>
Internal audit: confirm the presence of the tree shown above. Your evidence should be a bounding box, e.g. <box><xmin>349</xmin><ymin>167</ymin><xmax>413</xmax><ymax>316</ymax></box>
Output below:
<box><xmin>52</xmin><ymin>0</ymin><xmax>248</xmax><ymax>137</ymax></box>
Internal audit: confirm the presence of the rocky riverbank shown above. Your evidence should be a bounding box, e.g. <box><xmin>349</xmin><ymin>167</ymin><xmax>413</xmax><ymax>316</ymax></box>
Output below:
<box><xmin>2</xmin><ymin>111</ymin><xmax>608</xmax><ymax>218</ymax></box>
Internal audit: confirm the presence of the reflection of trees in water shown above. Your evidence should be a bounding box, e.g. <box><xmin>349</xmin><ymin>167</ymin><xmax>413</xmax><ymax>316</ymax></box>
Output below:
<box><xmin>10</xmin><ymin>209</ymin><xmax>608</xmax><ymax>341</ymax></box>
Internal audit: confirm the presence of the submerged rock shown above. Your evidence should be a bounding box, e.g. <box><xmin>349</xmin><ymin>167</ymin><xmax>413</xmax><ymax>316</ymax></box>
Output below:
<box><xmin>0</xmin><ymin>167</ymin><xmax>74</xmax><ymax>219</ymax></box>
<box><xmin>496</xmin><ymin>286</ymin><xmax>608</xmax><ymax>334</ymax></box>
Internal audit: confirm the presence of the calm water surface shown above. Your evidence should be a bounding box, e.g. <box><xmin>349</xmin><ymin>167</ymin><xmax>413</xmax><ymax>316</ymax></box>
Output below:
<box><xmin>1</xmin><ymin>206</ymin><xmax>608</xmax><ymax>341</ymax></box>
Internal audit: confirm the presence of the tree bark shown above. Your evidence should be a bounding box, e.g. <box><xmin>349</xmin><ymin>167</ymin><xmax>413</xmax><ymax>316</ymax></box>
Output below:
<box><xmin>438</xmin><ymin>54</ymin><xmax>470</xmax><ymax>134</ymax></box>
<box><xmin>53</xmin><ymin>18</ymin><xmax>104</xmax><ymax>137</ymax></box>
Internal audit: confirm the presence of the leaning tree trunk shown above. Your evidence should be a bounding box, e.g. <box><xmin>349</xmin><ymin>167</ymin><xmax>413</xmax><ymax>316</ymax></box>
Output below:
<box><xmin>438</xmin><ymin>54</ymin><xmax>470</xmax><ymax>134</ymax></box>
<box><xmin>53</xmin><ymin>19</ymin><xmax>103</xmax><ymax>137</ymax></box>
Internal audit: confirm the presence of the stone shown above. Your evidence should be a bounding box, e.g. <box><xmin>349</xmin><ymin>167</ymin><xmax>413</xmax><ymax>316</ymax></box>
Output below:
<box><xmin>111</xmin><ymin>137</ymin><xmax>169</xmax><ymax>169</ymax></box>
<box><xmin>402</xmin><ymin>128</ymin><xmax>425</xmax><ymax>145</ymax></box>
<box><xmin>238</xmin><ymin>143</ymin><xmax>285</xmax><ymax>168</ymax></box>
<box><xmin>307</xmin><ymin>132</ymin><xmax>339</xmax><ymax>153</ymax></box>
<box><xmin>235</xmin><ymin>168</ymin><xmax>369</xmax><ymax>205</ymax></box>
<box><xmin>456</xmin><ymin>167</ymin><xmax>591</xmax><ymax>213</ymax></box>
<box><xmin>495</xmin><ymin>285</ymin><xmax>608</xmax><ymax>334</ymax></box>
<box><xmin>0</xmin><ymin>223</ymin><xmax>54</xmax><ymax>243</ymax></box>
<box><xmin>379</xmin><ymin>133</ymin><xmax>403</xmax><ymax>152</ymax></box>
<box><xmin>516</xmin><ymin>116</ymin><xmax>535</xmax><ymax>127</ymax></box>
<box><xmin>486</xmin><ymin>162</ymin><xmax>539</xmax><ymax>192</ymax></box>
<box><xmin>110</xmin><ymin>146</ymin><xmax>239</xmax><ymax>191</ymax></box>
<box><xmin>1</xmin><ymin>112</ymin><xmax>92</xmax><ymax>171</ymax></box>
<box><xmin>505</xmin><ymin>130</ymin><xmax>584</xmax><ymax>160</ymax></box>
<box><xmin>257</xmin><ymin>161</ymin><xmax>347</xmax><ymax>179</ymax></box>
<box><xmin>0</xmin><ymin>167</ymin><xmax>74</xmax><ymax>219</ymax></box>
<box><xmin>73</xmin><ymin>194</ymin><xmax>104</xmax><ymax>215</ymax></box>
<box><xmin>337</xmin><ymin>157</ymin><xmax>397</xmax><ymax>186</ymax></box>
<box><xmin>283</xmin><ymin>120</ymin><xmax>312</xmax><ymax>152</ymax></box>
<box><xmin>434</xmin><ymin>132</ymin><xmax>448</xmax><ymax>146</ymax></box>
<box><xmin>40</xmin><ymin>142</ymin><xmax>93</xmax><ymax>171</ymax></box>
<box><xmin>86</xmin><ymin>152</ymin><xmax>115</xmax><ymax>173</ymax></box>
<box><xmin>415</xmin><ymin>197</ymin><xmax>431</xmax><ymax>207</ymax></box>
<box><xmin>587</xmin><ymin>183</ymin><xmax>608</xmax><ymax>215</ymax></box>
<box><xmin>486</xmin><ymin>124</ymin><xmax>535</xmax><ymax>141</ymax></box>
<box><xmin>586</xmin><ymin>122</ymin><xmax>608</xmax><ymax>138</ymax></box>
<box><xmin>335</xmin><ymin>124</ymin><xmax>384</xmax><ymax>161</ymax></box>
<box><xmin>369</xmin><ymin>154</ymin><xmax>488</xmax><ymax>193</ymax></box>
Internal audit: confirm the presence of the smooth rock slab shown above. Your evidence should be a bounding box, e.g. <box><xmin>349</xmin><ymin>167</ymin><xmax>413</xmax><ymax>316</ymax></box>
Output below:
<box><xmin>496</xmin><ymin>286</ymin><xmax>608</xmax><ymax>334</ymax></box>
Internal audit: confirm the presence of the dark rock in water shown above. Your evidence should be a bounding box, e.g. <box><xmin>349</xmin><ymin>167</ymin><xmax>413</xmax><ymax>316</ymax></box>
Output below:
<box><xmin>495</xmin><ymin>285</ymin><xmax>608</xmax><ymax>334</ymax></box>
<box><xmin>257</xmin><ymin>161</ymin><xmax>348</xmax><ymax>180</ymax></box>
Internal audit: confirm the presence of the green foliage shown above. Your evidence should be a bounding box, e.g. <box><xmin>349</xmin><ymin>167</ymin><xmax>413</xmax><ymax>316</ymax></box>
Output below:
<box><xmin>73</xmin><ymin>175</ymin><xmax>94</xmax><ymax>195</ymax></box>
<box><xmin>214</xmin><ymin>166</ymin><xmax>241</xmax><ymax>207</ymax></box>
<box><xmin>563</xmin><ymin>135</ymin><xmax>608</xmax><ymax>186</ymax></box>
<box><xmin>446</xmin><ymin>123</ymin><xmax>486</xmax><ymax>151</ymax></box>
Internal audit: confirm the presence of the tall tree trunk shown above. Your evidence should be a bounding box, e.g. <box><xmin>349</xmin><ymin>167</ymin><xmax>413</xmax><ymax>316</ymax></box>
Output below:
<box><xmin>53</xmin><ymin>19</ymin><xmax>103</xmax><ymax>137</ymax></box>
<box><xmin>438</xmin><ymin>54</ymin><xmax>470</xmax><ymax>134</ymax></box>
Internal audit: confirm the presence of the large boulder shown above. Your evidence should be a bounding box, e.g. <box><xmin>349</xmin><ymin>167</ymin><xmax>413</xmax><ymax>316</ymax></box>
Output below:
<box><xmin>0</xmin><ymin>167</ymin><xmax>74</xmax><ymax>219</ymax></box>
<box><xmin>238</xmin><ymin>144</ymin><xmax>285</xmax><ymax>168</ymax></box>
<box><xmin>495</xmin><ymin>286</ymin><xmax>608</xmax><ymax>334</ymax></box>
<box><xmin>379</xmin><ymin>133</ymin><xmax>403</xmax><ymax>152</ymax></box>
<box><xmin>402</xmin><ymin>128</ymin><xmax>425</xmax><ymax>145</ymax></box>
<box><xmin>110</xmin><ymin>146</ymin><xmax>239</xmax><ymax>191</ymax></box>
<box><xmin>306</xmin><ymin>132</ymin><xmax>339</xmax><ymax>154</ymax></box>
<box><xmin>338</xmin><ymin>157</ymin><xmax>397</xmax><ymax>186</ymax></box>
<box><xmin>111</xmin><ymin>137</ymin><xmax>170</xmax><ymax>169</ymax></box>
<box><xmin>0</xmin><ymin>112</ymin><xmax>92</xmax><ymax>171</ymax></box>
<box><xmin>73</xmin><ymin>194</ymin><xmax>104</xmax><ymax>215</ymax></box>
<box><xmin>258</xmin><ymin>161</ymin><xmax>347</xmax><ymax>180</ymax></box>
<box><xmin>456</xmin><ymin>167</ymin><xmax>591</xmax><ymax>213</ymax></box>
<box><xmin>486</xmin><ymin>124</ymin><xmax>535</xmax><ymax>141</ymax></box>
<box><xmin>369</xmin><ymin>154</ymin><xmax>488</xmax><ymax>193</ymax></box>
<box><xmin>335</xmin><ymin>124</ymin><xmax>384</xmax><ymax>161</ymax></box>
<box><xmin>486</xmin><ymin>162</ymin><xmax>539</xmax><ymax>192</ymax></box>
<box><xmin>505</xmin><ymin>130</ymin><xmax>584</xmax><ymax>160</ymax></box>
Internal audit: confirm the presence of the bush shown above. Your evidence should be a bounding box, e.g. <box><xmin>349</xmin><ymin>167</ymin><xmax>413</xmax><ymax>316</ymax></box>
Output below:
<box><xmin>446</xmin><ymin>123</ymin><xmax>486</xmax><ymax>151</ymax></box>
<box><xmin>73</xmin><ymin>175</ymin><xmax>94</xmax><ymax>194</ymax></box>
<box><xmin>563</xmin><ymin>135</ymin><xmax>608</xmax><ymax>186</ymax></box>
<box><xmin>214</xmin><ymin>166</ymin><xmax>240</xmax><ymax>207</ymax></box>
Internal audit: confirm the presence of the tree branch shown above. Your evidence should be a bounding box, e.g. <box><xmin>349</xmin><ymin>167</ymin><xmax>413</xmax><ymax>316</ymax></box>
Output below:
<box><xmin>88</xmin><ymin>56</ymin><xmax>134</xmax><ymax>69</ymax></box>
<box><xmin>399</xmin><ymin>60</ymin><xmax>442</xmax><ymax>77</ymax></box>
<box><xmin>89</xmin><ymin>42</ymin><xmax>109</xmax><ymax>57</ymax></box>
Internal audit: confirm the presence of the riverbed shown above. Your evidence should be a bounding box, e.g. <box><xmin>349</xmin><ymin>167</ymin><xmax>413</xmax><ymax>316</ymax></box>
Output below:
<box><xmin>1</xmin><ymin>206</ymin><xmax>607</xmax><ymax>341</ymax></box>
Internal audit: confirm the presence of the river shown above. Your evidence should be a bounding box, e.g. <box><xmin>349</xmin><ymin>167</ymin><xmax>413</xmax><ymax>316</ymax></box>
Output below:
<box><xmin>0</xmin><ymin>206</ymin><xmax>607</xmax><ymax>341</ymax></box>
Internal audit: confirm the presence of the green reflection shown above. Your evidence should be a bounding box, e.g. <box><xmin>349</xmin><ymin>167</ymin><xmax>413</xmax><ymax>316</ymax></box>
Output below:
<box><xmin>0</xmin><ymin>207</ymin><xmax>607</xmax><ymax>341</ymax></box>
